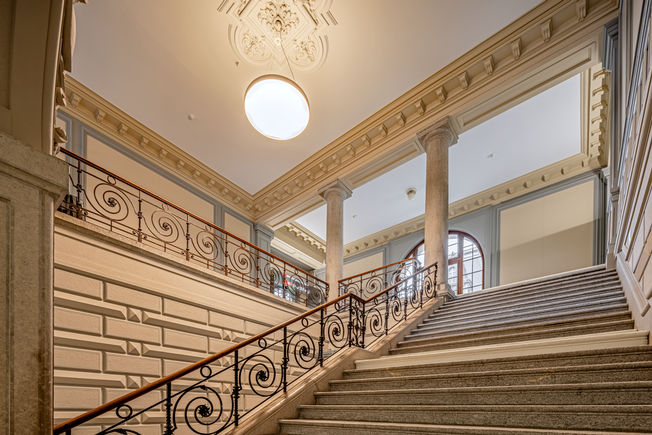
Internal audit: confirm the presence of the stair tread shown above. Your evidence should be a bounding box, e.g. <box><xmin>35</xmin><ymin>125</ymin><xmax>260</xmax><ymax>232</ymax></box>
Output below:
<box><xmin>316</xmin><ymin>380</ymin><xmax>652</xmax><ymax>396</ymax></box>
<box><xmin>299</xmin><ymin>404</ymin><xmax>652</xmax><ymax>411</ymax></box>
<box><xmin>432</xmin><ymin>286</ymin><xmax>623</xmax><ymax>317</ymax></box>
<box><xmin>402</xmin><ymin>313</ymin><xmax>633</xmax><ymax>344</ymax></box>
<box><xmin>420</xmin><ymin>297</ymin><xmax>627</xmax><ymax>327</ymax></box>
<box><xmin>279</xmin><ymin>418</ymin><xmax>646</xmax><ymax>435</ymax></box>
<box><xmin>410</xmin><ymin>304</ymin><xmax>629</xmax><ymax>336</ymax></box>
<box><xmin>333</xmin><ymin>361</ymin><xmax>652</xmax><ymax>385</ymax></box>
<box><xmin>396</xmin><ymin>319</ymin><xmax>634</xmax><ymax>352</ymax></box>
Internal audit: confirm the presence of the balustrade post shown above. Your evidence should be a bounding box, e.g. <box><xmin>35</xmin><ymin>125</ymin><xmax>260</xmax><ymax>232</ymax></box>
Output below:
<box><xmin>384</xmin><ymin>293</ymin><xmax>390</xmax><ymax>335</ymax></box>
<box><xmin>164</xmin><ymin>382</ymin><xmax>173</xmax><ymax>435</ymax></box>
<box><xmin>224</xmin><ymin>234</ymin><xmax>229</xmax><ymax>277</ymax></box>
<box><xmin>318</xmin><ymin>309</ymin><xmax>325</xmax><ymax>366</ymax></box>
<box><xmin>282</xmin><ymin>326</ymin><xmax>289</xmax><ymax>392</ymax></box>
<box><xmin>233</xmin><ymin>350</ymin><xmax>240</xmax><ymax>426</ymax></box>
<box><xmin>403</xmin><ymin>282</ymin><xmax>408</xmax><ymax>321</ymax></box>
<box><xmin>360</xmin><ymin>301</ymin><xmax>366</xmax><ymax>348</ymax></box>
<box><xmin>185</xmin><ymin>219</ymin><xmax>190</xmax><ymax>261</ymax></box>
<box><xmin>75</xmin><ymin>159</ymin><xmax>83</xmax><ymax>219</ymax></box>
<box><xmin>136</xmin><ymin>194</ymin><xmax>143</xmax><ymax>243</ymax></box>
<box><xmin>347</xmin><ymin>294</ymin><xmax>353</xmax><ymax>347</ymax></box>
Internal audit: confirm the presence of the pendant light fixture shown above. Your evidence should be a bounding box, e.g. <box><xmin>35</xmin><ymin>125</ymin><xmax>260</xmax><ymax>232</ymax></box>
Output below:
<box><xmin>244</xmin><ymin>21</ymin><xmax>309</xmax><ymax>141</ymax></box>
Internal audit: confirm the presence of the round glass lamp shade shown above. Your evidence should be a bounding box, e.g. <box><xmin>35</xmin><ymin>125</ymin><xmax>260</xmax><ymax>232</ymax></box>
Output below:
<box><xmin>244</xmin><ymin>75</ymin><xmax>310</xmax><ymax>140</ymax></box>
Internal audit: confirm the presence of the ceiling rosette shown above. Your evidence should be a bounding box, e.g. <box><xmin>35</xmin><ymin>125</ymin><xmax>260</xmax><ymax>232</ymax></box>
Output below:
<box><xmin>219</xmin><ymin>0</ymin><xmax>337</xmax><ymax>71</ymax></box>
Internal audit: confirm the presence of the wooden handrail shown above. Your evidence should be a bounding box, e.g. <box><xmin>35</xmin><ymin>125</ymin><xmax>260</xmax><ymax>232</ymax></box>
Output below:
<box><xmin>58</xmin><ymin>148</ymin><xmax>327</xmax><ymax>287</ymax></box>
<box><xmin>338</xmin><ymin>257</ymin><xmax>418</xmax><ymax>283</ymax></box>
<box><xmin>53</xmin><ymin>262</ymin><xmax>436</xmax><ymax>434</ymax></box>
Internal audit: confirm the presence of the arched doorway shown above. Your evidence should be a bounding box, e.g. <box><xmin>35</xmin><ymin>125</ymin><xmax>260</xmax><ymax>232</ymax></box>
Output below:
<box><xmin>406</xmin><ymin>231</ymin><xmax>485</xmax><ymax>295</ymax></box>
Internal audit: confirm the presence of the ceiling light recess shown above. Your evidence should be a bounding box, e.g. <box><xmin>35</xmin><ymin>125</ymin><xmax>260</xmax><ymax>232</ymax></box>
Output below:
<box><xmin>244</xmin><ymin>74</ymin><xmax>309</xmax><ymax>141</ymax></box>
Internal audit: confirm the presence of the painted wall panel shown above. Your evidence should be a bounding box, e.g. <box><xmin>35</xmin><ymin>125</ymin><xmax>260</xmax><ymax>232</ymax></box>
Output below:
<box><xmin>343</xmin><ymin>251</ymin><xmax>384</xmax><ymax>278</ymax></box>
<box><xmin>499</xmin><ymin>180</ymin><xmax>594</xmax><ymax>284</ymax></box>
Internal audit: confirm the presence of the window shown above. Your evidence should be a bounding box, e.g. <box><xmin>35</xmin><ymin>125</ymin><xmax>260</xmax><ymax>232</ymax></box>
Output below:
<box><xmin>406</xmin><ymin>231</ymin><xmax>484</xmax><ymax>295</ymax></box>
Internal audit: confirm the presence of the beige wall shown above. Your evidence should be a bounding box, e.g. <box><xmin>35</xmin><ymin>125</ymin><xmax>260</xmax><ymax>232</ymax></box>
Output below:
<box><xmin>224</xmin><ymin>211</ymin><xmax>251</xmax><ymax>243</ymax></box>
<box><xmin>343</xmin><ymin>251</ymin><xmax>385</xmax><ymax>279</ymax></box>
<box><xmin>500</xmin><ymin>180</ymin><xmax>595</xmax><ymax>285</ymax></box>
<box><xmin>52</xmin><ymin>216</ymin><xmax>314</xmax><ymax>431</ymax></box>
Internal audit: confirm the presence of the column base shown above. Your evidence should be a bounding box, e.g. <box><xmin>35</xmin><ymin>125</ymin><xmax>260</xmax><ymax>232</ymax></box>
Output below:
<box><xmin>436</xmin><ymin>283</ymin><xmax>456</xmax><ymax>301</ymax></box>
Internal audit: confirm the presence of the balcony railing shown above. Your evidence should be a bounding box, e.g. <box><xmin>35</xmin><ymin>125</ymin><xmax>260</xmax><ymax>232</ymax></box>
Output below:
<box><xmin>56</xmin><ymin>148</ymin><xmax>328</xmax><ymax>306</ymax></box>
<box><xmin>338</xmin><ymin>257</ymin><xmax>420</xmax><ymax>299</ymax></box>
<box><xmin>53</xmin><ymin>262</ymin><xmax>437</xmax><ymax>434</ymax></box>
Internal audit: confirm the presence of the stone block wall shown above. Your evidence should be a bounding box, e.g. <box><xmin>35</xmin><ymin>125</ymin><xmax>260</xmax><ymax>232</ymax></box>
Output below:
<box><xmin>52</xmin><ymin>215</ymin><xmax>318</xmax><ymax>432</ymax></box>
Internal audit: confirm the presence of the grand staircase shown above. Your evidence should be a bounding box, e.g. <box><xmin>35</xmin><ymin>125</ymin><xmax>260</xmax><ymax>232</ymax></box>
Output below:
<box><xmin>278</xmin><ymin>267</ymin><xmax>652</xmax><ymax>434</ymax></box>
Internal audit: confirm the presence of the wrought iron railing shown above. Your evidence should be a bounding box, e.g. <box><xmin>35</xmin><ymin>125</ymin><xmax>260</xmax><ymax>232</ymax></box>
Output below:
<box><xmin>56</xmin><ymin>148</ymin><xmax>328</xmax><ymax>306</ymax></box>
<box><xmin>53</xmin><ymin>262</ymin><xmax>437</xmax><ymax>434</ymax></box>
<box><xmin>338</xmin><ymin>257</ymin><xmax>420</xmax><ymax>299</ymax></box>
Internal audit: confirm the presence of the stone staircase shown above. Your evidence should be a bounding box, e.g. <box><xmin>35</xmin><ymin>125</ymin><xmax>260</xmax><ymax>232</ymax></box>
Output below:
<box><xmin>278</xmin><ymin>267</ymin><xmax>652</xmax><ymax>434</ymax></box>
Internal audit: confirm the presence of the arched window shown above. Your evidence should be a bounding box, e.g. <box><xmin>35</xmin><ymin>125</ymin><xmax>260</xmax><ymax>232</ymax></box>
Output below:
<box><xmin>406</xmin><ymin>231</ymin><xmax>484</xmax><ymax>295</ymax></box>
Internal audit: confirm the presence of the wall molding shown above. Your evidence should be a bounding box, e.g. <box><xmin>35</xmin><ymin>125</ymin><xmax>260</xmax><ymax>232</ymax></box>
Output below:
<box><xmin>62</xmin><ymin>0</ymin><xmax>617</xmax><ymax>229</ymax></box>
<box><xmin>61</xmin><ymin>78</ymin><xmax>256</xmax><ymax>219</ymax></box>
<box><xmin>255</xmin><ymin>0</ymin><xmax>617</xmax><ymax>226</ymax></box>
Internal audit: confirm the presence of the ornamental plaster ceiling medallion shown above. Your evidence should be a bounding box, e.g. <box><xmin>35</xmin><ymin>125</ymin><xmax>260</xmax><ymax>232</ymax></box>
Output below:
<box><xmin>218</xmin><ymin>0</ymin><xmax>337</xmax><ymax>71</ymax></box>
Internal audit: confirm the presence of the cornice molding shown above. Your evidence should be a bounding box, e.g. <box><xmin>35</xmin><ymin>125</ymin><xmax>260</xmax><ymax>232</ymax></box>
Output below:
<box><xmin>253</xmin><ymin>0</ymin><xmax>618</xmax><ymax>224</ymax></box>
<box><xmin>61</xmin><ymin>77</ymin><xmax>256</xmax><ymax>219</ymax></box>
<box><xmin>60</xmin><ymin>0</ymin><xmax>616</xmax><ymax>235</ymax></box>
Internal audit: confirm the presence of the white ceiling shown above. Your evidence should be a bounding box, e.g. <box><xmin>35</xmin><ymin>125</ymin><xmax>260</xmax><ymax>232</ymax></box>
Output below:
<box><xmin>72</xmin><ymin>0</ymin><xmax>541</xmax><ymax>194</ymax></box>
<box><xmin>295</xmin><ymin>74</ymin><xmax>582</xmax><ymax>244</ymax></box>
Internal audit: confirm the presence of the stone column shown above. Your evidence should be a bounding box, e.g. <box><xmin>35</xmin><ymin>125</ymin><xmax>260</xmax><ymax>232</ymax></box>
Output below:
<box><xmin>318</xmin><ymin>180</ymin><xmax>352</xmax><ymax>299</ymax></box>
<box><xmin>417</xmin><ymin>118</ymin><xmax>458</xmax><ymax>298</ymax></box>
<box><xmin>0</xmin><ymin>1</ymin><xmax>69</xmax><ymax>433</ymax></box>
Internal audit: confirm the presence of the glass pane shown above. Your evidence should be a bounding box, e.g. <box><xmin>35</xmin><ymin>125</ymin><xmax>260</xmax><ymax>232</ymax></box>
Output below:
<box><xmin>473</xmin><ymin>271</ymin><xmax>483</xmax><ymax>288</ymax></box>
<box><xmin>462</xmin><ymin>274</ymin><xmax>473</xmax><ymax>292</ymax></box>
<box><xmin>463</xmin><ymin>238</ymin><xmax>474</xmax><ymax>260</ymax></box>
<box><xmin>448</xmin><ymin>234</ymin><xmax>459</xmax><ymax>258</ymax></box>
<box><xmin>472</xmin><ymin>257</ymin><xmax>482</xmax><ymax>271</ymax></box>
<box><xmin>448</xmin><ymin>264</ymin><xmax>457</xmax><ymax>278</ymax></box>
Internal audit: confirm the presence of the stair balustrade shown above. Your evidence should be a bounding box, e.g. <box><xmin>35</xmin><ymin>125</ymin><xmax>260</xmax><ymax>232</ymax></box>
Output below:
<box><xmin>53</xmin><ymin>262</ymin><xmax>437</xmax><ymax>434</ymax></box>
<box><xmin>338</xmin><ymin>257</ymin><xmax>420</xmax><ymax>299</ymax></box>
<box><xmin>56</xmin><ymin>148</ymin><xmax>327</xmax><ymax>306</ymax></box>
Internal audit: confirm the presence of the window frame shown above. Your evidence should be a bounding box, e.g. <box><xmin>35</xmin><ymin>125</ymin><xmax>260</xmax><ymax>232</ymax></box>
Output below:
<box><xmin>405</xmin><ymin>230</ymin><xmax>485</xmax><ymax>295</ymax></box>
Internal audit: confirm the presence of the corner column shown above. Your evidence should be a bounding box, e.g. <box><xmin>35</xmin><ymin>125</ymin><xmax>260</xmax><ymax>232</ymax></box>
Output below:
<box><xmin>319</xmin><ymin>180</ymin><xmax>352</xmax><ymax>299</ymax></box>
<box><xmin>417</xmin><ymin>118</ymin><xmax>458</xmax><ymax>298</ymax></box>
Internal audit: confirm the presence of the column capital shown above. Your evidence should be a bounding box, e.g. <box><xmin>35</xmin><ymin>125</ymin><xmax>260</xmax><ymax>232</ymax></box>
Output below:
<box><xmin>318</xmin><ymin>179</ymin><xmax>352</xmax><ymax>201</ymax></box>
<box><xmin>416</xmin><ymin>117</ymin><xmax>458</xmax><ymax>153</ymax></box>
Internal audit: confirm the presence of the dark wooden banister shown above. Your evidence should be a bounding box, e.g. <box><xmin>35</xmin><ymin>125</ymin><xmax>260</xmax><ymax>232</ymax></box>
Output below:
<box><xmin>338</xmin><ymin>257</ymin><xmax>418</xmax><ymax>283</ymax></box>
<box><xmin>53</xmin><ymin>262</ymin><xmax>435</xmax><ymax>434</ymax></box>
<box><xmin>58</xmin><ymin>148</ymin><xmax>327</xmax><ymax>287</ymax></box>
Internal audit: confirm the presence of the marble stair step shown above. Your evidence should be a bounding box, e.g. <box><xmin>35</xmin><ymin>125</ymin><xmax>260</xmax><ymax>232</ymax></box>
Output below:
<box><xmin>419</xmin><ymin>290</ymin><xmax>624</xmax><ymax>326</ymax></box>
<box><xmin>443</xmin><ymin>269</ymin><xmax>617</xmax><ymax>307</ymax></box>
<box><xmin>279</xmin><ymin>418</ymin><xmax>648</xmax><ymax>435</ymax></box>
<box><xmin>407</xmin><ymin>308</ymin><xmax>632</xmax><ymax>340</ymax></box>
<box><xmin>295</xmin><ymin>404</ymin><xmax>652</xmax><ymax>432</ymax></box>
<box><xmin>392</xmin><ymin>319</ymin><xmax>634</xmax><ymax>355</ymax></box>
<box><xmin>412</xmin><ymin>302</ymin><xmax>628</xmax><ymax>336</ymax></box>
<box><xmin>441</xmin><ymin>277</ymin><xmax>620</xmax><ymax>313</ymax></box>
<box><xmin>432</xmin><ymin>285</ymin><xmax>623</xmax><ymax>318</ymax></box>
<box><xmin>314</xmin><ymin>381</ymin><xmax>652</xmax><ymax>406</ymax></box>
<box><xmin>355</xmin><ymin>330</ymin><xmax>649</xmax><ymax>371</ymax></box>
<box><xmin>343</xmin><ymin>345</ymin><xmax>652</xmax><ymax>380</ymax></box>
<box><xmin>330</xmin><ymin>361</ymin><xmax>652</xmax><ymax>391</ymax></box>
<box><xmin>403</xmin><ymin>311</ymin><xmax>632</xmax><ymax>343</ymax></box>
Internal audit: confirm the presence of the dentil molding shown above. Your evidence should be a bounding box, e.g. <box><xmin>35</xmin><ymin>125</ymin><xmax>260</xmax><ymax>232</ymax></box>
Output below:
<box><xmin>61</xmin><ymin>0</ymin><xmax>615</xmax><ymax>238</ymax></box>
